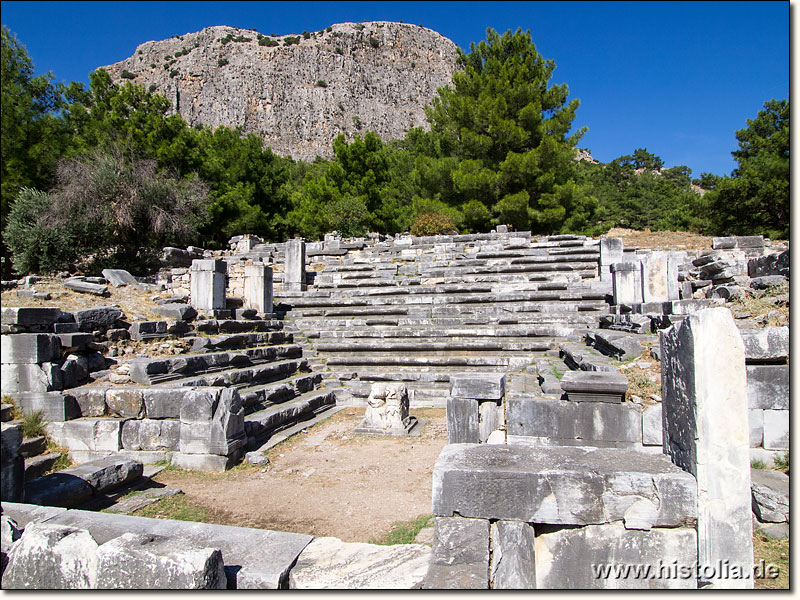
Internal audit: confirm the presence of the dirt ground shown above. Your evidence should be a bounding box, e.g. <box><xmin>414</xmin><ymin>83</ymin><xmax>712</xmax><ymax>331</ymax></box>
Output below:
<box><xmin>604</xmin><ymin>227</ymin><xmax>714</xmax><ymax>250</ymax></box>
<box><xmin>150</xmin><ymin>408</ymin><xmax>448</xmax><ymax>543</ymax></box>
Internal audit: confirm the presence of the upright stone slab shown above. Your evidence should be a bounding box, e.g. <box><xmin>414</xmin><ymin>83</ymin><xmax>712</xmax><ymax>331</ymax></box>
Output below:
<box><xmin>190</xmin><ymin>259</ymin><xmax>227</xmax><ymax>311</ymax></box>
<box><xmin>599</xmin><ymin>238</ymin><xmax>623</xmax><ymax>282</ymax></box>
<box><xmin>611</xmin><ymin>262</ymin><xmax>642</xmax><ymax>305</ymax></box>
<box><xmin>1</xmin><ymin>422</ymin><xmax>24</xmax><ymax>502</ymax></box>
<box><xmin>422</xmin><ymin>517</ymin><xmax>489</xmax><ymax>589</ymax></box>
<box><xmin>490</xmin><ymin>520</ymin><xmax>536</xmax><ymax>589</ymax></box>
<box><xmin>284</xmin><ymin>238</ymin><xmax>307</xmax><ymax>291</ymax></box>
<box><xmin>243</xmin><ymin>264</ymin><xmax>273</xmax><ymax>315</ymax></box>
<box><xmin>641</xmin><ymin>252</ymin><xmax>678</xmax><ymax>302</ymax></box>
<box><xmin>448</xmin><ymin>374</ymin><xmax>504</xmax><ymax>444</ymax></box>
<box><xmin>660</xmin><ymin>307</ymin><xmax>753</xmax><ymax>588</ymax></box>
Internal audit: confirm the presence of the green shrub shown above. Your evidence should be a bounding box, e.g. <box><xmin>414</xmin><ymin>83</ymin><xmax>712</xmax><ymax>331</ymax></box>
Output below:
<box><xmin>258</xmin><ymin>36</ymin><xmax>279</xmax><ymax>47</ymax></box>
<box><xmin>354</xmin><ymin>23</ymin><xmax>365</xmax><ymax>31</ymax></box>
<box><xmin>326</xmin><ymin>26</ymin><xmax>332</xmax><ymax>33</ymax></box>
<box><xmin>303</xmin><ymin>31</ymin><xmax>310</xmax><ymax>39</ymax></box>
<box><xmin>352</xmin><ymin>116</ymin><xmax>362</xmax><ymax>129</ymax></box>
<box><xmin>4</xmin><ymin>188</ymin><xmax>78</xmax><ymax>274</ymax></box>
<box><xmin>22</xmin><ymin>410</ymin><xmax>47</xmax><ymax>438</ymax></box>
<box><xmin>169</xmin><ymin>69</ymin><xmax>179</xmax><ymax>78</ymax></box>
<box><xmin>369</xmin><ymin>37</ymin><xmax>380</xmax><ymax>48</ymax></box>
<box><xmin>774</xmin><ymin>452</ymin><xmax>789</xmax><ymax>474</ymax></box>
<box><xmin>315</xmin><ymin>80</ymin><xmax>327</xmax><ymax>88</ymax></box>
<box><xmin>217</xmin><ymin>58</ymin><xmax>229</xmax><ymax>67</ymax></box>
<box><xmin>148</xmin><ymin>84</ymin><xmax>157</xmax><ymax>93</ymax></box>
<box><xmin>410</xmin><ymin>213</ymin><xmax>458</xmax><ymax>236</ymax></box>
<box><xmin>120</xmin><ymin>69</ymin><xmax>136</xmax><ymax>79</ymax></box>
<box><xmin>283</xmin><ymin>36</ymin><xmax>301</xmax><ymax>46</ymax></box>
<box><xmin>149</xmin><ymin>63</ymin><xmax>156</xmax><ymax>68</ymax></box>
<box><xmin>164</xmin><ymin>54</ymin><xmax>172</xmax><ymax>60</ymax></box>
<box><xmin>335</xmin><ymin>46</ymin><xmax>343</xmax><ymax>55</ymax></box>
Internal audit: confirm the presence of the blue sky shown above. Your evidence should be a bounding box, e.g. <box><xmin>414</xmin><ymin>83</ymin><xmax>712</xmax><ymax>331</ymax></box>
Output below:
<box><xmin>1</xmin><ymin>1</ymin><xmax>789</xmax><ymax>176</ymax></box>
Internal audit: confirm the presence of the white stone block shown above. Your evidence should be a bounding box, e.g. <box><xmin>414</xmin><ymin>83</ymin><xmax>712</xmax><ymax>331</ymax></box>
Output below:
<box><xmin>763</xmin><ymin>410</ymin><xmax>788</xmax><ymax>450</ymax></box>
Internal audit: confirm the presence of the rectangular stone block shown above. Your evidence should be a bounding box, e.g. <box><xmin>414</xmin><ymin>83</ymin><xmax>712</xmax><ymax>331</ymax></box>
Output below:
<box><xmin>712</xmin><ymin>237</ymin><xmax>737</xmax><ymax>249</ymax></box>
<box><xmin>105</xmin><ymin>388</ymin><xmax>145</xmax><ymax>419</ymax></box>
<box><xmin>490</xmin><ymin>520</ymin><xmax>536</xmax><ymax>589</ymax></box>
<box><xmin>70</xmin><ymin>388</ymin><xmax>107</xmax><ymax>417</ymax></box>
<box><xmin>243</xmin><ymin>264</ymin><xmax>273</xmax><ymax>315</ymax></box>
<box><xmin>142</xmin><ymin>388</ymin><xmax>186</xmax><ymax>419</ymax></box>
<box><xmin>507</xmin><ymin>396</ymin><xmax>642</xmax><ymax>445</ymax></box>
<box><xmin>642</xmin><ymin>403</ymin><xmax>663</xmax><ymax>446</ymax></box>
<box><xmin>285</xmin><ymin>239</ymin><xmax>307</xmax><ymax>290</ymax></box>
<box><xmin>749</xmin><ymin>409</ymin><xmax>764</xmax><ymax>447</ymax></box>
<box><xmin>739</xmin><ymin>327</ymin><xmax>789</xmax><ymax>362</ymax></box>
<box><xmin>95</xmin><ymin>532</ymin><xmax>227</xmax><ymax>589</ymax></box>
<box><xmin>58</xmin><ymin>457</ymin><xmax>143</xmax><ymax>493</ymax></box>
<box><xmin>190</xmin><ymin>264</ymin><xmax>226</xmax><ymax>311</ymax></box>
<box><xmin>180</xmin><ymin>388</ymin><xmax>245</xmax><ymax>457</ymax></box>
<box><xmin>14</xmin><ymin>391</ymin><xmax>80</xmax><ymax>422</ymax></box>
<box><xmin>449</xmin><ymin>373</ymin><xmax>505</xmax><ymax>400</ymax></box>
<box><xmin>171</xmin><ymin>452</ymin><xmax>238</xmax><ymax>472</ymax></box>
<box><xmin>763</xmin><ymin>410</ymin><xmax>788</xmax><ymax>451</ymax></box>
<box><xmin>1</xmin><ymin>363</ymin><xmax>60</xmax><ymax>394</ymax></box>
<box><xmin>660</xmin><ymin>307</ymin><xmax>753</xmax><ymax>588</ymax></box>
<box><xmin>735</xmin><ymin>235</ymin><xmax>764</xmax><ymax>248</ymax></box>
<box><xmin>745</xmin><ymin>364</ymin><xmax>789</xmax><ymax>411</ymax></box>
<box><xmin>478</xmin><ymin>401</ymin><xmax>501</xmax><ymax>443</ymax></box>
<box><xmin>422</xmin><ymin>517</ymin><xmax>489</xmax><ymax>589</ymax></box>
<box><xmin>46</xmin><ymin>418</ymin><xmax>123</xmax><ymax>452</ymax></box>
<box><xmin>1</xmin><ymin>307</ymin><xmax>62</xmax><ymax>328</ymax></box>
<box><xmin>432</xmin><ymin>444</ymin><xmax>696</xmax><ymax>527</ymax></box>
<box><xmin>122</xmin><ymin>419</ymin><xmax>181</xmax><ymax>451</ymax></box>
<box><xmin>599</xmin><ymin>238</ymin><xmax>623</xmax><ymax>267</ymax></box>
<box><xmin>447</xmin><ymin>397</ymin><xmax>478</xmax><ymax>444</ymax></box>
<box><xmin>1</xmin><ymin>334</ymin><xmax>61</xmax><ymax>364</ymax></box>
<box><xmin>190</xmin><ymin>259</ymin><xmax>227</xmax><ymax>273</ymax></box>
<box><xmin>611</xmin><ymin>262</ymin><xmax>642</xmax><ymax>305</ymax></box>
<box><xmin>641</xmin><ymin>252</ymin><xmax>674</xmax><ymax>303</ymax></box>
<box><xmin>535</xmin><ymin>523</ymin><xmax>697</xmax><ymax>589</ymax></box>
<box><xmin>560</xmin><ymin>370</ymin><xmax>628</xmax><ymax>403</ymax></box>
<box><xmin>101</xmin><ymin>268</ymin><xmax>138</xmax><ymax>287</ymax></box>
<box><xmin>2</xmin><ymin>422</ymin><xmax>24</xmax><ymax>502</ymax></box>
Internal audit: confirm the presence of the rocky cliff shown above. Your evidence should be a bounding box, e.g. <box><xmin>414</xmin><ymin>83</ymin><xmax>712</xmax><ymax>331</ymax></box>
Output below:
<box><xmin>100</xmin><ymin>22</ymin><xmax>461</xmax><ymax>161</ymax></box>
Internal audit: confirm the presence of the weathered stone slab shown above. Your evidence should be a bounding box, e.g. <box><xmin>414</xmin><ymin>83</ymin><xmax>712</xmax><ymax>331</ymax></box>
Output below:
<box><xmin>152</xmin><ymin>303</ymin><xmax>198</xmax><ymax>321</ymax></box>
<box><xmin>141</xmin><ymin>387</ymin><xmax>186</xmax><ymax>419</ymax></box>
<box><xmin>100</xmin><ymin>269</ymin><xmax>137</xmax><ymax>287</ymax></box>
<box><xmin>58</xmin><ymin>457</ymin><xmax>142</xmax><ymax>494</ymax></box>
<box><xmin>243</xmin><ymin>264</ymin><xmax>273</xmax><ymax>315</ymax></box>
<box><xmin>748</xmin><ymin>249</ymin><xmax>789</xmax><ymax>277</ymax></box>
<box><xmin>2</xmin><ymin>506</ymin><xmax>313</xmax><ymax>589</ymax></box>
<box><xmin>535</xmin><ymin>523</ymin><xmax>697</xmax><ymax>589</ymax></box>
<box><xmin>1</xmin><ymin>422</ymin><xmax>24</xmax><ymax>502</ymax></box>
<box><xmin>1</xmin><ymin>307</ymin><xmax>61</xmax><ymax>329</ymax></box>
<box><xmin>284</xmin><ymin>238</ymin><xmax>307</xmax><ymax>291</ymax></box>
<box><xmin>763</xmin><ymin>410</ymin><xmax>788</xmax><ymax>450</ymax></box>
<box><xmin>2</xmin><ymin>522</ymin><xmax>98</xmax><ymax>588</ymax></box>
<box><xmin>749</xmin><ymin>409</ymin><xmax>764</xmax><ymax>447</ymax></box>
<box><xmin>611</xmin><ymin>261</ymin><xmax>642</xmax><ymax>305</ymax></box>
<box><xmin>70</xmin><ymin>387</ymin><xmax>107</xmax><ymax>417</ymax></box>
<box><xmin>447</xmin><ymin>397</ymin><xmax>478</xmax><ymax>443</ymax></box>
<box><xmin>1</xmin><ymin>333</ymin><xmax>61</xmax><ymax>364</ymax></box>
<box><xmin>750</xmin><ymin>468</ymin><xmax>788</xmax><ymax>523</ymax></box>
<box><xmin>179</xmin><ymin>388</ymin><xmax>245</xmax><ymax>457</ymax></box>
<box><xmin>23</xmin><ymin>472</ymin><xmax>94</xmax><ymax>508</ymax></box>
<box><xmin>739</xmin><ymin>326</ymin><xmax>789</xmax><ymax>361</ymax></box>
<box><xmin>129</xmin><ymin>320</ymin><xmax>169</xmax><ymax>341</ymax></box>
<box><xmin>121</xmin><ymin>419</ymin><xmax>180</xmax><ymax>451</ymax></box>
<box><xmin>432</xmin><ymin>444</ymin><xmax>696</xmax><ymax>526</ymax></box>
<box><xmin>660</xmin><ymin>307</ymin><xmax>753</xmax><ymax>588</ymax></box>
<box><xmin>750</xmin><ymin>275</ymin><xmax>787</xmax><ymax>290</ymax></box>
<box><xmin>170</xmin><ymin>452</ymin><xmax>237</xmax><ymax>472</ymax></box>
<box><xmin>190</xmin><ymin>259</ymin><xmax>226</xmax><ymax>311</ymax></box>
<box><xmin>591</xmin><ymin>331</ymin><xmax>643</xmax><ymax>361</ymax></box>
<box><xmin>14</xmin><ymin>391</ymin><xmax>81</xmax><ymax>422</ymax></box>
<box><xmin>422</xmin><ymin>517</ymin><xmax>489</xmax><ymax>589</ymax></box>
<box><xmin>63</xmin><ymin>278</ymin><xmax>108</xmax><ymax>296</ymax></box>
<box><xmin>642</xmin><ymin>403</ymin><xmax>663</xmax><ymax>446</ymax></box>
<box><xmin>490</xmin><ymin>520</ymin><xmax>536</xmax><ymax>589</ymax></box>
<box><xmin>105</xmin><ymin>388</ymin><xmax>145</xmax><ymax>419</ymax></box>
<box><xmin>95</xmin><ymin>532</ymin><xmax>227</xmax><ymax>589</ymax></box>
<box><xmin>560</xmin><ymin>370</ymin><xmax>628</xmax><ymax>403</ymax></box>
<box><xmin>712</xmin><ymin>236</ymin><xmax>736</xmax><ymax>250</ymax></box>
<box><xmin>46</xmin><ymin>418</ymin><xmax>123</xmax><ymax>452</ymax></box>
<box><xmin>449</xmin><ymin>373</ymin><xmax>505</xmax><ymax>400</ymax></box>
<box><xmin>746</xmin><ymin>365</ymin><xmax>789</xmax><ymax>410</ymax></box>
<box><xmin>73</xmin><ymin>307</ymin><xmax>123</xmax><ymax>332</ymax></box>
<box><xmin>507</xmin><ymin>396</ymin><xmax>641</xmax><ymax>445</ymax></box>
<box><xmin>56</xmin><ymin>332</ymin><xmax>93</xmax><ymax>349</ymax></box>
<box><xmin>288</xmin><ymin>536</ymin><xmax>431</xmax><ymax>589</ymax></box>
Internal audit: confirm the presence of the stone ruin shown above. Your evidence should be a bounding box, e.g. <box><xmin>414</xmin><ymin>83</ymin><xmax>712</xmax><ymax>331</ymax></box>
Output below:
<box><xmin>1</xmin><ymin>228</ymin><xmax>789</xmax><ymax>588</ymax></box>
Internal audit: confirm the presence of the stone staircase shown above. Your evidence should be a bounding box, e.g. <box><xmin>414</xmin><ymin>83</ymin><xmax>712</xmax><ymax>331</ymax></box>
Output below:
<box><xmin>277</xmin><ymin>233</ymin><xmax>615</xmax><ymax>407</ymax></box>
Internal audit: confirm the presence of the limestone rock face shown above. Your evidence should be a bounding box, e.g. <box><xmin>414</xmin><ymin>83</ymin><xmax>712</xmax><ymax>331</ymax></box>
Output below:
<box><xmin>100</xmin><ymin>22</ymin><xmax>461</xmax><ymax>161</ymax></box>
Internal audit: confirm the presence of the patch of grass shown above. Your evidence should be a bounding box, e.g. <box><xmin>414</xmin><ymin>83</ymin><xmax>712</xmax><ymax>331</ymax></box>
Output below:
<box><xmin>22</xmin><ymin>410</ymin><xmax>47</xmax><ymax>438</ymax></box>
<box><xmin>372</xmin><ymin>514</ymin><xmax>433</xmax><ymax>545</ymax></box>
<box><xmin>751</xmin><ymin>459</ymin><xmax>767</xmax><ymax>470</ymax></box>
<box><xmin>134</xmin><ymin>494</ymin><xmax>210</xmax><ymax>523</ymax></box>
<box><xmin>44</xmin><ymin>441</ymin><xmax>75</xmax><ymax>474</ymax></box>
<box><xmin>753</xmin><ymin>528</ymin><xmax>789</xmax><ymax>589</ymax></box>
<box><xmin>625</xmin><ymin>369</ymin><xmax>660</xmax><ymax>400</ymax></box>
<box><xmin>773</xmin><ymin>451</ymin><xmax>789</xmax><ymax>474</ymax></box>
<box><xmin>728</xmin><ymin>283</ymin><xmax>789</xmax><ymax>325</ymax></box>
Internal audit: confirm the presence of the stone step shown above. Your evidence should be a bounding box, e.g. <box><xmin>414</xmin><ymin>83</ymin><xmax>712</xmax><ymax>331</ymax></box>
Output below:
<box><xmin>324</xmin><ymin>353</ymin><xmax>538</xmax><ymax>370</ymax></box>
<box><xmin>315</xmin><ymin>326</ymin><xmax>577</xmax><ymax>340</ymax></box>
<box><xmin>290</xmin><ymin>313</ymin><xmax>605</xmax><ymax>329</ymax></box>
<box><xmin>244</xmin><ymin>389</ymin><xmax>336</xmax><ymax>449</ymax></box>
<box><xmin>193</xmin><ymin>319</ymin><xmax>285</xmax><ymax>334</ymax></box>
<box><xmin>19</xmin><ymin>435</ymin><xmax>48</xmax><ymax>457</ymax></box>
<box><xmin>335</xmin><ymin>380</ymin><xmax>449</xmax><ymax>408</ymax></box>
<box><xmin>313</xmin><ymin>339</ymin><xmax>556</xmax><ymax>353</ymax></box>
<box><xmin>128</xmin><ymin>344</ymin><xmax>303</xmax><ymax>385</ymax></box>
<box><xmin>189</xmin><ymin>331</ymin><xmax>292</xmax><ymax>353</ymax></box>
<box><xmin>239</xmin><ymin>372</ymin><xmax>322</xmax><ymax>411</ymax></box>
<box><xmin>168</xmin><ymin>358</ymin><xmax>309</xmax><ymax>389</ymax></box>
<box><xmin>24</xmin><ymin>452</ymin><xmax>61</xmax><ymax>482</ymax></box>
